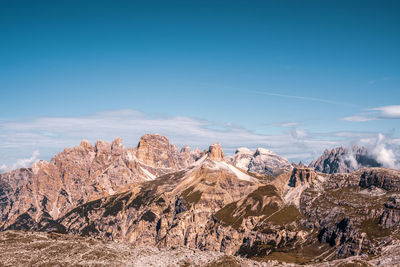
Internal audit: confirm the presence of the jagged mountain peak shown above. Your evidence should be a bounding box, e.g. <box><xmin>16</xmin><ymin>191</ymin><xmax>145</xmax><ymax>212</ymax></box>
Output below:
<box><xmin>137</xmin><ymin>133</ymin><xmax>169</xmax><ymax>148</ymax></box>
<box><xmin>207</xmin><ymin>143</ymin><xmax>224</xmax><ymax>161</ymax></box>
<box><xmin>180</xmin><ymin>145</ymin><xmax>191</xmax><ymax>153</ymax></box>
<box><xmin>0</xmin><ymin>134</ymin><xmax>201</xmax><ymax>231</ymax></box>
<box><xmin>111</xmin><ymin>136</ymin><xmax>123</xmax><ymax>146</ymax></box>
<box><xmin>79</xmin><ymin>140</ymin><xmax>93</xmax><ymax>150</ymax></box>
<box><xmin>309</xmin><ymin>145</ymin><xmax>381</xmax><ymax>174</ymax></box>
<box><xmin>291</xmin><ymin>160</ymin><xmax>307</xmax><ymax>168</ymax></box>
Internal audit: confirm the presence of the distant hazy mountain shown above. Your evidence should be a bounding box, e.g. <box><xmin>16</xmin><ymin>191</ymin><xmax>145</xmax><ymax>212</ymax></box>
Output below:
<box><xmin>228</xmin><ymin>147</ymin><xmax>293</xmax><ymax>176</ymax></box>
<box><xmin>309</xmin><ymin>145</ymin><xmax>381</xmax><ymax>174</ymax></box>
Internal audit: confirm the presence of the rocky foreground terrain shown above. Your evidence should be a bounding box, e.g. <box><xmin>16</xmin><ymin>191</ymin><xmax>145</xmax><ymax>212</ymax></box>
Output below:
<box><xmin>1</xmin><ymin>231</ymin><xmax>399</xmax><ymax>266</ymax></box>
<box><xmin>1</xmin><ymin>134</ymin><xmax>400</xmax><ymax>266</ymax></box>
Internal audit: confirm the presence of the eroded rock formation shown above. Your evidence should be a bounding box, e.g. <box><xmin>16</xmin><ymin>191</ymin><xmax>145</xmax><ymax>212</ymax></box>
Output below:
<box><xmin>0</xmin><ymin>135</ymin><xmax>200</xmax><ymax>230</ymax></box>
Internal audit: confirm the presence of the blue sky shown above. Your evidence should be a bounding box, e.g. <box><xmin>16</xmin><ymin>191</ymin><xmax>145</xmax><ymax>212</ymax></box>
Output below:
<box><xmin>1</xmin><ymin>0</ymin><xmax>399</xmax><ymax>170</ymax></box>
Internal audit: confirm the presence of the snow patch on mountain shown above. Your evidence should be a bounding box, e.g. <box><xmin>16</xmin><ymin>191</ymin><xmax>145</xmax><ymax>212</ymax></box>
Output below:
<box><xmin>228</xmin><ymin>147</ymin><xmax>292</xmax><ymax>176</ymax></box>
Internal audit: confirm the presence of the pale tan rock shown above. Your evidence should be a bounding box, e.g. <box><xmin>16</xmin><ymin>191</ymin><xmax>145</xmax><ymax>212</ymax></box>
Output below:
<box><xmin>208</xmin><ymin>143</ymin><xmax>224</xmax><ymax>161</ymax></box>
<box><xmin>0</xmin><ymin>134</ymin><xmax>200</xmax><ymax>230</ymax></box>
<box><xmin>288</xmin><ymin>167</ymin><xmax>317</xmax><ymax>187</ymax></box>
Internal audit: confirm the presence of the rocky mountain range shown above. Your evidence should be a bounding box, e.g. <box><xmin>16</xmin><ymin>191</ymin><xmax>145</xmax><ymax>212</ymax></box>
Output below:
<box><xmin>0</xmin><ymin>134</ymin><xmax>201</xmax><ymax>231</ymax></box>
<box><xmin>309</xmin><ymin>145</ymin><xmax>381</xmax><ymax>174</ymax></box>
<box><xmin>1</xmin><ymin>134</ymin><xmax>400</xmax><ymax>266</ymax></box>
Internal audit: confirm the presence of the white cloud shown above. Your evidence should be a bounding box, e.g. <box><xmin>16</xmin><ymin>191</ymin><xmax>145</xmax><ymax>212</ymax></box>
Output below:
<box><xmin>289</xmin><ymin>127</ymin><xmax>309</xmax><ymax>139</ymax></box>
<box><xmin>0</xmin><ymin>109</ymin><xmax>398</xmax><ymax>171</ymax></box>
<box><xmin>0</xmin><ymin>150</ymin><xmax>40</xmax><ymax>173</ymax></box>
<box><xmin>341</xmin><ymin>113</ymin><xmax>377</xmax><ymax>122</ymax></box>
<box><xmin>0</xmin><ymin>164</ymin><xmax>7</xmax><ymax>172</ymax></box>
<box><xmin>359</xmin><ymin>133</ymin><xmax>399</xmax><ymax>169</ymax></box>
<box><xmin>342</xmin><ymin>105</ymin><xmax>400</xmax><ymax>122</ymax></box>
<box><xmin>370</xmin><ymin>105</ymin><xmax>400</xmax><ymax>119</ymax></box>
<box><xmin>279</xmin><ymin>122</ymin><xmax>299</xmax><ymax>127</ymax></box>
<box><xmin>343</xmin><ymin>153</ymin><xmax>359</xmax><ymax>169</ymax></box>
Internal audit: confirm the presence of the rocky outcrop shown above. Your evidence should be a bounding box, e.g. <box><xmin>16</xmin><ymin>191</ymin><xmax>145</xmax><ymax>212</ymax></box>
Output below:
<box><xmin>288</xmin><ymin>167</ymin><xmax>317</xmax><ymax>187</ymax></box>
<box><xmin>135</xmin><ymin>134</ymin><xmax>201</xmax><ymax>174</ymax></box>
<box><xmin>229</xmin><ymin>147</ymin><xmax>292</xmax><ymax>176</ymax></box>
<box><xmin>208</xmin><ymin>143</ymin><xmax>224</xmax><ymax>161</ymax></box>
<box><xmin>380</xmin><ymin>195</ymin><xmax>400</xmax><ymax>228</ymax></box>
<box><xmin>309</xmin><ymin>146</ymin><xmax>381</xmax><ymax>174</ymax></box>
<box><xmin>318</xmin><ymin>217</ymin><xmax>368</xmax><ymax>256</ymax></box>
<box><xmin>359</xmin><ymin>168</ymin><xmax>400</xmax><ymax>191</ymax></box>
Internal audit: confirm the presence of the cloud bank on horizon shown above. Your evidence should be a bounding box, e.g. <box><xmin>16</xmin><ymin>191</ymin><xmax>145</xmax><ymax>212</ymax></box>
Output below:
<box><xmin>342</xmin><ymin>105</ymin><xmax>400</xmax><ymax>122</ymax></box>
<box><xmin>0</xmin><ymin>108</ymin><xmax>399</xmax><ymax>173</ymax></box>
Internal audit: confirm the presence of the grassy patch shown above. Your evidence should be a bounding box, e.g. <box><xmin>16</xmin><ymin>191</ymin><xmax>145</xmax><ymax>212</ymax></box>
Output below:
<box><xmin>248</xmin><ymin>185</ymin><xmax>280</xmax><ymax>199</ymax></box>
<box><xmin>360</xmin><ymin>218</ymin><xmax>390</xmax><ymax>240</ymax></box>
<box><xmin>140</xmin><ymin>210</ymin><xmax>157</xmax><ymax>222</ymax></box>
<box><xmin>214</xmin><ymin>185</ymin><xmax>282</xmax><ymax>229</ymax></box>
<box><xmin>214</xmin><ymin>202</ymin><xmax>241</xmax><ymax>229</ymax></box>
<box><xmin>265</xmin><ymin>205</ymin><xmax>302</xmax><ymax>225</ymax></box>
<box><xmin>204</xmin><ymin>255</ymin><xmax>241</xmax><ymax>267</ymax></box>
<box><xmin>181</xmin><ymin>186</ymin><xmax>203</xmax><ymax>206</ymax></box>
<box><xmin>254</xmin><ymin>251</ymin><xmax>310</xmax><ymax>264</ymax></box>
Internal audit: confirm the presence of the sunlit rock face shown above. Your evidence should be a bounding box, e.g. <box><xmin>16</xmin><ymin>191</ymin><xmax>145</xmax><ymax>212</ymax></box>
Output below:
<box><xmin>0</xmin><ymin>134</ymin><xmax>201</xmax><ymax>230</ymax></box>
<box><xmin>208</xmin><ymin>143</ymin><xmax>224</xmax><ymax>161</ymax></box>
<box><xmin>288</xmin><ymin>167</ymin><xmax>317</xmax><ymax>187</ymax></box>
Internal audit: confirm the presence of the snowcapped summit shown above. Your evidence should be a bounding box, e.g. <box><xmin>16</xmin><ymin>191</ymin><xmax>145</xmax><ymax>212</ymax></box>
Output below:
<box><xmin>228</xmin><ymin>147</ymin><xmax>292</xmax><ymax>176</ymax></box>
<box><xmin>235</xmin><ymin>147</ymin><xmax>253</xmax><ymax>154</ymax></box>
<box><xmin>254</xmin><ymin>147</ymin><xmax>275</xmax><ymax>156</ymax></box>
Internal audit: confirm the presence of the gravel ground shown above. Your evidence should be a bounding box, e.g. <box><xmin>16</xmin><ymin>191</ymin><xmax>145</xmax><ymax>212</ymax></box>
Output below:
<box><xmin>1</xmin><ymin>231</ymin><xmax>398</xmax><ymax>267</ymax></box>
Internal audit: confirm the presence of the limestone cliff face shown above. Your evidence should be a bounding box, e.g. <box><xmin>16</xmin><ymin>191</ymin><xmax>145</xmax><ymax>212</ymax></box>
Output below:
<box><xmin>380</xmin><ymin>195</ymin><xmax>400</xmax><ymax>228</ymax></box>
<box><xmin>0</xmin><ymin>135</ymin><xmax>201</xmax><ymax>230</ymax></box>
<box><xmin>208</xmin><ymin>143</ymin><xmax>224</xmax><ymax>161</ymax></box>
<box><xmin>288</xmin><ymin>167</ymin><xmax>317</xmax><ymax>187</ymax></box>
<box><xmin>359</xmin><ymin>168</ymin><xmax>400</xmax><ymax>191</ymax></box>
<box><xmin>134</xmin><ymin>134</ymin><xmax>201</xmax><ymax>176</ymax></box>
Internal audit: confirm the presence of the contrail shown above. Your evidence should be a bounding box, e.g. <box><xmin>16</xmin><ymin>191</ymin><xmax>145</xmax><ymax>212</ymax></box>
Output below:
<box><xmin>253</xmin><ymin>91</ymin><xmax>358</xmax><ymax>107</ymax></box>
